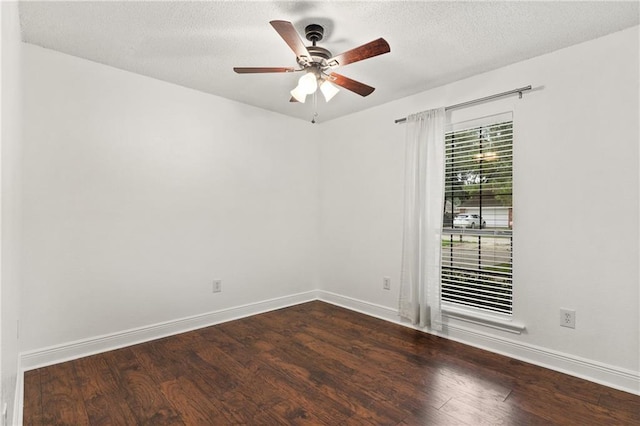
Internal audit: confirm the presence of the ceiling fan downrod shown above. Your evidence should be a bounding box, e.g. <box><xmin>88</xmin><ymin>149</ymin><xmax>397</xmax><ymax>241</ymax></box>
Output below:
<box><xmin>304</xmin><ymin>24</ymin><xmax>332</xmax><ymax>62</ymax></box>
<box><xmin>305</xmin><ymin>24</ymin><xmax>324</xmax><ymax>46</ymax></box>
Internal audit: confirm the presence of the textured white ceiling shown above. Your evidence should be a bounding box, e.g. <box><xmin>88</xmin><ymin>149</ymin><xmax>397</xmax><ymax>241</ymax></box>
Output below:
<box><xmin>19</xmin><ymin>1</ymin><xmax>639</xmax><ymax>123</ymax></box>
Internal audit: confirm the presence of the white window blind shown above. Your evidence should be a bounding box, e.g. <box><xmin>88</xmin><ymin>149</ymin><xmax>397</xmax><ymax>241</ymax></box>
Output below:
<box><xmin>441</xmin><ymin>117</ymin><xmax>513</xmax><ymax>316</ymax></box>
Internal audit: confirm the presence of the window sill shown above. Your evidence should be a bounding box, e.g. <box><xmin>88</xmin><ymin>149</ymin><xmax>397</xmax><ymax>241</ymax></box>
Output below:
<box><xmin>442</xmin><ymin>305</ymin><xmax>526</xmax><ymax>334</ymax></box>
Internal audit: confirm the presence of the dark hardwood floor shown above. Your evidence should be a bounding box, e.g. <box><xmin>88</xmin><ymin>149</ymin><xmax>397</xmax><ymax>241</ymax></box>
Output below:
<box><xmin>23</xmin><ymin>301</ymin><xmax>639</xmax><ymax>425</ymax></box>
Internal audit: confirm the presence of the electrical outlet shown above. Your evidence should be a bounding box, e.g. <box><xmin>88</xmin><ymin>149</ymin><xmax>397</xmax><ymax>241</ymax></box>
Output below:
<box><xmin>212</xmin><ymin>280</ymin><xmax>222</xmax><ymax>293</ymax></box>
<box><xmin>383</xmin><ymin>276</ymin><xmax>391</xmax><ymax>290</ymax></box>
<box><xmin>560</xmin><ymin>308</ymin><xmax>576</xmax><ymax>329</ymax></box>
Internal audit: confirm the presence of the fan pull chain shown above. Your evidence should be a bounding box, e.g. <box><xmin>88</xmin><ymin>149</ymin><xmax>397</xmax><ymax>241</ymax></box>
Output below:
<box><xmin>311</xmin><ymin>91</ymin><xmax>319</xmax><ymax>124</ymax></box>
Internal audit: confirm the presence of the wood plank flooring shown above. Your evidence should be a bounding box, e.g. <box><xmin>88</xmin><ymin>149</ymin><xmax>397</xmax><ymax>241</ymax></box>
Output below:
<box><xmin>23</xmin><ymin>301</ymin><xmax>640</xmax><ymax>425</ymax></box>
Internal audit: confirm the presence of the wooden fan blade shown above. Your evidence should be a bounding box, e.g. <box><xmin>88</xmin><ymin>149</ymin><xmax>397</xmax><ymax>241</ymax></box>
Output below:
<box><xmin>270</xmin><ymin>20</ymin><xmax>312</xmax><ymax>65</ymax></box>
<box><xmin>234</xmin><ymin>67</ymin><xmax>296</xmax><ymax>74</ymax></box>
<box><xmin>327</xmin><ymin>38</ymin><xmax>390</xmax><ymax>68</ymax></box>
<box><xmin>328</xmin><ymin>73</ymin><xmax>375</xmax><ymax>97</ymax></box>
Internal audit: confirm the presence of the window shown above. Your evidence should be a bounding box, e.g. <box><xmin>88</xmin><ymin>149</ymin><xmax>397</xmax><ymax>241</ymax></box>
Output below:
<box><xmin>441</xmin><ymin>117</ymin><xmax>513</xmax><ymax>316</ymax></box>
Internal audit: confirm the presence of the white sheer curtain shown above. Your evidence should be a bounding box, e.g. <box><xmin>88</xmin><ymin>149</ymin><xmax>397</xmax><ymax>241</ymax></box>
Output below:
<box><xmin>399</xmin><ymin>108</ymin><xmax>445</xmax><ymax>330</ymax></box>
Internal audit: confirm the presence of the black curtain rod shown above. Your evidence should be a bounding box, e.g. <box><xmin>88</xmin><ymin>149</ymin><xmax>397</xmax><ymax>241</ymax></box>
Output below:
<box><xmin>394</xmin><ymin>85</ymin><xmax>532</xmax><ymax>124</ymax></box>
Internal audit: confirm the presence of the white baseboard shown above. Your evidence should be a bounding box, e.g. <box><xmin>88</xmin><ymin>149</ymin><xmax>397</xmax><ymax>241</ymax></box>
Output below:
<box><xmin>440</xmin><ymin>320</ymin><xmax>640</xmax><ymax>396</ymax></box>
<box><xmin>318</xmin><ymin>290</ymin><xmax>401</xmax><ymax>323</ymax></box>
<box><xmin>17</xmin><ymin>288</ymin><xmax>639</xmax><ymax>424</ymax></box>
<box><xmin>20</xmin><ymin>290</ymin><xmax>318</xmax><ymax>371</ymax></box>
<box><xmin>317</xmin><ymin>291</ymin><xmax>640</xmax><ymax>396</ymax></box>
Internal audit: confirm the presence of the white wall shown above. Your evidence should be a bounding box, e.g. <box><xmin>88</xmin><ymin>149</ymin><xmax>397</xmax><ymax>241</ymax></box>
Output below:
<box><xmin>1</xmin><ymin>1</ymin><xmax>23</xmax><ymax>424</ymax></box>
<box><xmin>21</xmin><ymin>44</ymin><xmax>319</xmax><ymax>352</ymax></box>
<box><xmin>19</xmin><ymin>22</ymin><xmax>639</xmax><ymax>396</ymax></box>
<box><xmin>318</xmin><ymin>26</ymin><xmax>639</xmax><ymax>390</ymax></box>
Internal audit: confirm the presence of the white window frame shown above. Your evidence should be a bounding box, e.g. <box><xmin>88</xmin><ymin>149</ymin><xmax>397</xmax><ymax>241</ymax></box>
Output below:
<box><xmin>440</xmin><ymin>112</ymin><xmax>523</xmax><ymax>331</ymax></box>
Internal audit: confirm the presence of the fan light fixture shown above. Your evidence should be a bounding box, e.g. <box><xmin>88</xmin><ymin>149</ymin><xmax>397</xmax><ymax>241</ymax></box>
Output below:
<box><xmin>290</xmin><ymin>70</ymin><xmax>339</xmax><ymax>103</ymax></box>
<box><xmin>320</xmin><ymin>80</ymin><xmax>339</xmax><ymax>101</ymax></box>
<box><xmin>298</xmin><ymin>72</ymin><xmax>318</xmax><ymax>93</ymax></box>
<box><xmin>290</xmin><ymin>85</ymin><xmax>307</xmax><ymax>103</ymax></box>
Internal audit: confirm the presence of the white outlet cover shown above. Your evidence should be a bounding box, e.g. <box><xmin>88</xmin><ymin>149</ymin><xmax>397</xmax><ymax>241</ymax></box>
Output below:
<box><xmin>560</xmin><ymin>308</ymin><xmax>576</xmax><ymax>328</ymax></box>
<box><xmin>383</xmin><ymin>277</ymin><xmax>391</xmax><ymax>290</ymax></box>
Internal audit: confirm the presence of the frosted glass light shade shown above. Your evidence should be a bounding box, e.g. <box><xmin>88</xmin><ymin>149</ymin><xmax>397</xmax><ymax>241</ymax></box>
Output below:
<box><xmin>298</xmin><ymin>72</ymin><xmax>318</xmax><ymax>94</ymax></box>
<box><xmin>320</xmin><ymin>81</ymin><xmax>339</xmax><ymax>102</ymax></box>
<box><xmin>290</xmin><ymin>85</ymin><xmax>307</xmax><ymax>103</ymax></box>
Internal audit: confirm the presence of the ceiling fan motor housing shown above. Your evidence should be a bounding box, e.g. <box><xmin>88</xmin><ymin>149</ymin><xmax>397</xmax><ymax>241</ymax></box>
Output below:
<box><xmin>307</xmin><ymin>45</ymin><xmax>331</xmax><ymax>60</ymax></box>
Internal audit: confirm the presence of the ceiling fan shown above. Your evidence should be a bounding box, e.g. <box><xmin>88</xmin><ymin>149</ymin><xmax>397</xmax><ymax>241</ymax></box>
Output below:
<box><xmin>233</xmin><ymin>20</ymin><xmax>390</xmax><ymax>104</ymax></box>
